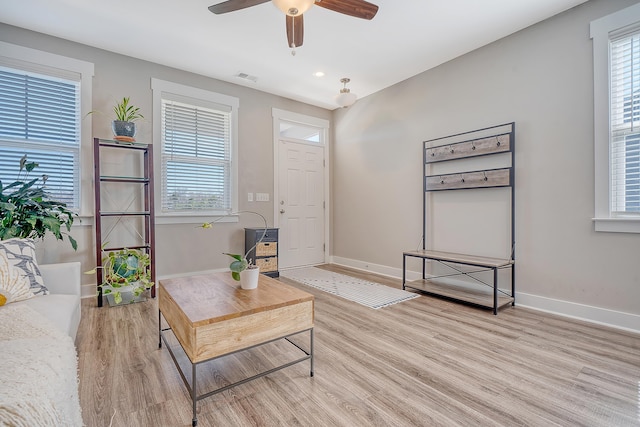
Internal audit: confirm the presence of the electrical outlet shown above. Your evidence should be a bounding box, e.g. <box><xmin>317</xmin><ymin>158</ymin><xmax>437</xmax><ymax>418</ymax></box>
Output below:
<box><xmin>256</xmin><ymin>193</ymin><xmax>269</xmax><ymax>202</ymax></box>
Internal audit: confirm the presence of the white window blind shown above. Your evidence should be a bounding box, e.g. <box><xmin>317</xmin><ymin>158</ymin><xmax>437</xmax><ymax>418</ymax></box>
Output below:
<box><xmin>610</xmin><ymin>28</ymin><xmax>640</xmax><ymax>214</ymax></box>
<box><xmin>0</xmin><ymin>66</ymin><xmax>80</xmax><ymax>209</ymax></box>
<box><xmin>161</xmin><ymin>98</ymin><xmax>232</xmax><ymax>213</ymax></box>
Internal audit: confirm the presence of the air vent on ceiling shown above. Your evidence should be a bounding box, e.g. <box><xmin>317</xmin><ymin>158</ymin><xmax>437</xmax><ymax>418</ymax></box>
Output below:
<box><xmin>235</xmin><ymin>72</ymin><xmax>258</xmax><ymax>83</ymax></box>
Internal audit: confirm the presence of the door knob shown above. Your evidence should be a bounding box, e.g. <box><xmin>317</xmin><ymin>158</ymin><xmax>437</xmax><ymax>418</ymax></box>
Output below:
<box><xmin>280</xmin><ymin>209</ymin><xmax>285</xmax><ymax>214</ymax></box>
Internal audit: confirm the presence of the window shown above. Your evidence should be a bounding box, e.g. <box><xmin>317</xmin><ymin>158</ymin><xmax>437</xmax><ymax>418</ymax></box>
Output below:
<box><xmin>151</xmin><ymin>79</ymin><xmax>238</xmax><ymax>220</ymax></box>
<box><xmin>0</xmin><ymin>65</ymin><xmax>80</xmax><ymax>209</ymax></box>
<box><xmin>610</xmin><ymin>30</ymin><xmax>640</xmax><ymax>215</ymax></box>
<box><xmin>0</xmin><ymin>42</ymin><xmax>93</xmax><ymax>215</ymax></box>
<box><xmin>591</xmin><ymin>3</ymin><xmax>640</xmax><ymax>233</ymax></box>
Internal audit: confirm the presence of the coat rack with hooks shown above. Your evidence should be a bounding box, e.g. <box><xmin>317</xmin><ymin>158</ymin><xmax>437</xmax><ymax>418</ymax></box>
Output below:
<box><xmin>402</xmin><ymin>122</ymin><xmax>516</xmax><ymax>315</ymax></box>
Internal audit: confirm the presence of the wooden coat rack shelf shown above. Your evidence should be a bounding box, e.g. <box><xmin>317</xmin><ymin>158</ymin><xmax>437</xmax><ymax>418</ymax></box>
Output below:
<box><xmin>402</xmin><ymin>123</ymin><xmax>516</xmax><ymax>315</ymax></box>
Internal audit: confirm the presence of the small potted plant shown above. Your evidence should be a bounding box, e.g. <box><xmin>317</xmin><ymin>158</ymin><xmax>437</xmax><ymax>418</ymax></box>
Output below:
<box><xmin>201</xmin><ymin>211</ymin><xmax>267</xmax><ymax>289</ymax></box>
<box><xmin>87</xmin><ymin>247</ymin><xmax>153</xmax><ymax>305</ymax></box>
<box><xmin>111</xmin><ymin>97</ymin><xmax>144</xmax><ymax>142</ymax></box>
<box><xmin>0</xmin><ymin>155</ymin><xmax>77</xmax><ymax>250</ymax></box>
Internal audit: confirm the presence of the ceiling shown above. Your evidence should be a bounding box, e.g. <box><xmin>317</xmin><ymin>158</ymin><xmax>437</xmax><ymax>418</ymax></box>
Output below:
<box><xmin>0</xmin><ymin>0</ymin><xmax>589</xmax><ymax>110</ymax></box>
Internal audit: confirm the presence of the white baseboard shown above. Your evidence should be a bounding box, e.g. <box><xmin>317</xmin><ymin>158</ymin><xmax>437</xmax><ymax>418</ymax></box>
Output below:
<box><xmin>81</xmin><ymin>284</ymin><xmax>96</xmax><ymax>299</ymax></box>
<box><xmin>516</xmin><ymin>293</ymin><xmax>640</xmax><ymax>334</ymax></box>
<box><xmin>330</xmin><ymin>256</ymin><xmax>640</xmax><ymax>334</ymax></box>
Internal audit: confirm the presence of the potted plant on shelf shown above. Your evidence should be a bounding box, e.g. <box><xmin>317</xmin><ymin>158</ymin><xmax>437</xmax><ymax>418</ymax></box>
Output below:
<box><xmin>87</xmin><ymin>247</ymin><xmax>153</xmax><ymax>305</ymax></box>
<box><xmin>111</xmin><ymin>96</ymin><xmax>144</xmax><ymax>142</ymax></box>
<box><xmin>200</xmin><ymin>211</ymin><xmax>267</xmax><ymax>290</ymax></box>
<box><xmin>0</xmin><ymin>155</ymin><xmax>77</xmax><ymax>250</ymax></box>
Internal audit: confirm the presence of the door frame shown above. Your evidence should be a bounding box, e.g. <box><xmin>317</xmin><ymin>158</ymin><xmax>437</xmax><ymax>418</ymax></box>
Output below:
<box><xmin>272</xmin><ymin>108</ymin><xmax>330</xmax><ymax>268</ymax></box>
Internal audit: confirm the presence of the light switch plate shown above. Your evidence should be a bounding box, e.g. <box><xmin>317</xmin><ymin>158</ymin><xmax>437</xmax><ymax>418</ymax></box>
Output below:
<box><xmin>248</xmin><ymin>192</ymin><xmax>253</xmax><ymax>202</ymax></box>
<box><xmin>256</xmin><ymin>193</ymin><xmax>269</xmax><ymax>202</ymax></box>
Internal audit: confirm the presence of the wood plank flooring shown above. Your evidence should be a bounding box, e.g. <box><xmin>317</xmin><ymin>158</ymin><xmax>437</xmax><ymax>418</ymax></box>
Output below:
<box><xmin>76</xmin><ymin>265</ymin><xmax>640</xmax><ymax>426</ymax></box>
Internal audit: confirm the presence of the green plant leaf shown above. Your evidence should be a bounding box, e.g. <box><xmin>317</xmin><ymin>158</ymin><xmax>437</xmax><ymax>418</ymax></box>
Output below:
<box><xmin>25</xmin><ymin>162</ymin><xmax>38</xmax><ymax>173</ymax></box>
<box><xmin>68</xmin><ymin>235</ymin><xmax>78</xmax><ymax>251</ymax></box>
<box><xmin>231</xmin><ymin>271</ymin><xmax>240</xmax><ymax>281</ymax></box>
<box><xmin>224</xmin><ymin>253</ymin><xmax>243</xmax><ymax>262</ymax></box>
<box><xmin>229</xmin><ymin>259</ymin><xmax>248</xmax><ymax>273</ymax></box>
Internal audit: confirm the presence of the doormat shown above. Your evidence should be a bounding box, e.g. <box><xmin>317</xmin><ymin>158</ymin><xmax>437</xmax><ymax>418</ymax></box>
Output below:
<box><xmin>280</xmin><ymin>267</ymin><xmax>419</xmax><ymax>309</ymax></box>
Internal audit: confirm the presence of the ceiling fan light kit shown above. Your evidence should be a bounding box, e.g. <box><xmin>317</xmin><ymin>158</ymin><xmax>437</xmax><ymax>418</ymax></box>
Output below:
<box><xmin>209</xmin><ymin>0</ymin><xmax>378</xmax><ymax>49</ymax></box>
<box><xmin>335</xmin><ymin>77</ymin><xmax>357</xmax><ymax>108</ymax></box>
<box><xmin>272</xmin><ymin>0</ymin><xmax>314</xmax><ymax>16</ymax></box>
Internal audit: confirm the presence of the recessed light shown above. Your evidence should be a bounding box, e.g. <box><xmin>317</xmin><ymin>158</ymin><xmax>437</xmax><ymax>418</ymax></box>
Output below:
<box><xmin>313</xmin><ymin>71</ymin><xmax>325</xmax><ymax>77</ymax></box>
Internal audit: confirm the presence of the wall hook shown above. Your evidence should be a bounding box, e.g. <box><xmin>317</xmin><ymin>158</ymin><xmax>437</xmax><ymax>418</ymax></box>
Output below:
<box><xmin>483</xmin><ymin>171</ymin><xmax>488</xmax><ymax>181</ymax></box>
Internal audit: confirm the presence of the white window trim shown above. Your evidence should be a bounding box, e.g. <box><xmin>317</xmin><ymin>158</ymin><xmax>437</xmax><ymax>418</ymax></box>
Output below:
<box><xmin>151</xmin><ymin>78</ymin><xmax>239</xmax><ymax>225</ymax></box>
<box><xmin>591</xmin><ymin>3</ymin><xmax>640</xmax><ymax>233</ymax></box>
<box><xmin>0</xmin><ymin>41</ymin><xmax>94</xmax><ymax>221</ymax></box>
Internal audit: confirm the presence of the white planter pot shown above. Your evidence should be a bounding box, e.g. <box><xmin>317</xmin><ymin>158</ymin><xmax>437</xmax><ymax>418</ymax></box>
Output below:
<box><xmin>240</xmin><ymin>267</ymin><xmax>260</xmax><ymax>290</ymax></box>
<box><xmin>103</xmin><ymin>282</ymin><xmax>146</xmax><ymax>306</ymax></box>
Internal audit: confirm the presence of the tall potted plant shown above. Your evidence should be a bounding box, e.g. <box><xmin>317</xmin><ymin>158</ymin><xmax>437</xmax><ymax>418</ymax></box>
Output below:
<box><xmin>0</xmin><ymin>155</ymin><xmax>77</xmax><ymax>250</ymax></box>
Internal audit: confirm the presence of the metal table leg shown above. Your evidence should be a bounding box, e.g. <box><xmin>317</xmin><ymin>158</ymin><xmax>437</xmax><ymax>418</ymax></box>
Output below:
<box><xmin>192</xmin><ymin>363</ymin><xmax>197</xmax><ymax>426</ymax></box>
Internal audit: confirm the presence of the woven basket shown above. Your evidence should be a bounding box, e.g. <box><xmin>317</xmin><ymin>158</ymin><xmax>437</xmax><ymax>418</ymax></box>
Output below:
<box><xmin>256</xmin><ymin>257</ymin><xmax>278</xmax><ymax>272</ymax></box>
<box><xmin>256</xmin><ymin>242</ymin><xmax>277</xmax><ymax>257</ymax></box>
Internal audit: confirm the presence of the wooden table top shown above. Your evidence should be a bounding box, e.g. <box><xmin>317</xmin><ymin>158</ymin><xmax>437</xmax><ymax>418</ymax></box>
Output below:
<box><xmin>159</xmin><ymin>272</ymin><xmax>314</xmax><ymax>328</ymax></box>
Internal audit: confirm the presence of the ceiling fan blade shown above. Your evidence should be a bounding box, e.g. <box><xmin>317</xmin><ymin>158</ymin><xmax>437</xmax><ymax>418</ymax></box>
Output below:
<box><xmin>286</xmin><ymin>14</ymin><xmax>304</xmax><ymax>48</ymax></box>
<box><xmin>208</xmin><ymin>0</ymin><xmax>270</xmax><ymax>14</ymax></box>
<box><xmin>315</xmin><ymin>0</ymin><xmax>378</xmax><ymax>20</ymax></box>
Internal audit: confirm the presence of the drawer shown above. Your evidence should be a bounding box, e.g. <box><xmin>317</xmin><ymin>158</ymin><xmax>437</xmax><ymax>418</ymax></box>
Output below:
<box><xmin>256</xmin><ymin>242</ymin><xmax>277</xmax><ymax>257</ymax></box>
<box><xmin>261</xmin><ymin>229</ymin><xmax>278</xmax><ymax>242</ymax></box>
<box><xmin>256</xmin><ymin>257</ymin><xmax>278</xmax><ymax>272</ymax></box>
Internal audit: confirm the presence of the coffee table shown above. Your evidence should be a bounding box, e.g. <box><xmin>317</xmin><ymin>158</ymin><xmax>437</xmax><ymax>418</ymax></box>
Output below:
<box><xmin>158</xmin><ymin>272</ymin><xmax>314</xmax><ymax>426</ymax></box>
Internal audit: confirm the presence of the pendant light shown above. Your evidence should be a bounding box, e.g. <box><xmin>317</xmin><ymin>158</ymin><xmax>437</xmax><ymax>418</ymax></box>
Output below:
<box><xmin>335</xmin><ymin>78</ymin><xmax>357</xmax><ymax>108</ymax></box>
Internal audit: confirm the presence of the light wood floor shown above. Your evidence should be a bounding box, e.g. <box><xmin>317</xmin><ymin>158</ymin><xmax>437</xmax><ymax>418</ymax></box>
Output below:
<box><xmin>77</xmin><ymin>265</ymin><xmax>640</xmax><ymax>426</ymax></box>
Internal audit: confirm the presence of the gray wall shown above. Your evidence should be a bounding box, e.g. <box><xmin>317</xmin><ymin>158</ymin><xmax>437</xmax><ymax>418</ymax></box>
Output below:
<box><xmin>0</xmin><ymin>23</ymin><xmax>331</xmax><ymax>289</ymax></box>
<box><xmin>332</xmin><ymin>0</ymin><xmax>640</xmax><ymax>329</ymax></box>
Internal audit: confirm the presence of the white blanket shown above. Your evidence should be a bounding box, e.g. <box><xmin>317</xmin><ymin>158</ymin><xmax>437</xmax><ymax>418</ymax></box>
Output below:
<box><xmin>0</xmin><ymin>304</ymin><xmax>83</xmax><ymax>426</ymax></box>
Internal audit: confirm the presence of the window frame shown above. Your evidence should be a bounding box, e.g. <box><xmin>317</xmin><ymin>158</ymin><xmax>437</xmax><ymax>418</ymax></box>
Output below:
<box><xmin>151</xmin><ymin>78</ymin><xmax>239</xmax><ymax>225</ymax></box>
<box><xmin>591</xmin><ymin>3</ymin><xmax>640</xmax><ymax>233</ymax></box>
<box><xmin>0</xmin><ymin>41</ymin><xmax>94</xmax><ymax>218</ymax></box>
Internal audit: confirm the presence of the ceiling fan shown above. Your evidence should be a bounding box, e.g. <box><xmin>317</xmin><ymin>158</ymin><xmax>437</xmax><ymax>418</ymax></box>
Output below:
<box><xmin>208</xmin><ymin>0</ymin><xmax>379</xmax><ymax>49</ymax></box>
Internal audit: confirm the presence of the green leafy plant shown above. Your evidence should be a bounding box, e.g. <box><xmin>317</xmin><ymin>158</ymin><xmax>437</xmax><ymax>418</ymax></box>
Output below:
<box><xmin>0</xmin><ymin>155</ymin><xmax>77</xmax><ymax>250</ymax></box>
<box><xmin>200</xmin><ymin>211</ymin><xmax>267</xmax><ymax>281</ymax></box>
<box><xmin>113</xmin><ymin>96</ymin><xmax>144</xmax><ymax>122</ymax></box>
<box><xmin>87</xmin><ymin>247</ymin><xmax>153</xmax><ymax>305</ymax></box>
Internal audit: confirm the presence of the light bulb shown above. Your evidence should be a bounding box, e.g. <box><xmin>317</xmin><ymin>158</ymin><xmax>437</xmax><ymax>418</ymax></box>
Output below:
<box><xmin>272</xmin><ymin>0</ymin><xmax>315</xmax><ymax>16</ymax></box>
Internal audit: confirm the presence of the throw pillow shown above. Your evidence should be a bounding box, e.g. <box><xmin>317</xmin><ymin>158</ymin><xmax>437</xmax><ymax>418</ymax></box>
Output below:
<box><xmin>0</xmin><ymin>248</ymin><xmax>34</xmax><ymax>304</ymax></box>
<box><xmin>0</xmin><ymin>238</ymin><xmax>47</xmax><ymax>296</ymax></box>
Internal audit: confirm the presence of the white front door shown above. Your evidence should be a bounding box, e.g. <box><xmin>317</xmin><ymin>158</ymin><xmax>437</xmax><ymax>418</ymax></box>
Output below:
<box><xmin>278</xmin><ymin>140</ymin><xmax>325</xmax><ymax>268</ymax></box>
